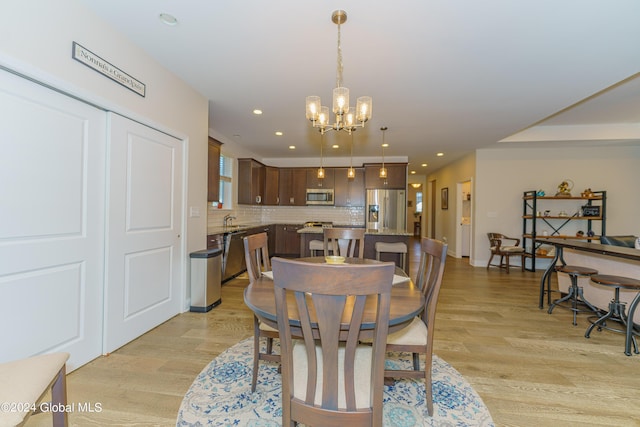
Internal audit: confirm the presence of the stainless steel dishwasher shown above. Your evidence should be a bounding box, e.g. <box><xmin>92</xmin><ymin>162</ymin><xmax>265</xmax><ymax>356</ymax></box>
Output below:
<box><xmin>222</xmin><ymin>230</ymin><xmax>246</xmax><ymax>283</ymax></box>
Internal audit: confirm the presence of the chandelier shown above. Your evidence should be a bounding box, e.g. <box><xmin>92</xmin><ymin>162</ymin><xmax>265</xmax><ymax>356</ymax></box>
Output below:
<box><xmin>305</xmin><ymin>10</ymin><xmax>372</xmax><ymax>134</ymax></box>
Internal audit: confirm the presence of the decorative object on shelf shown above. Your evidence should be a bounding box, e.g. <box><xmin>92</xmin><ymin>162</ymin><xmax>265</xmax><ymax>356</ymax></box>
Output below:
<box><xmin>544</xmin><ymin>210</ymin><xmax>551</xmax><ymax>217</ymax></box>
<box><xmin>581</xmin><ymin>188</ymin><xmax>595</xmax><ymax>198</ymax></box>
<box><xmin>587</xmin><ymin>230</ymin><xmax>595</xmax><ymax>237</ymax></box>
<box><xmin>536</xmin><ymin>189</ymin><xmax>545</xmax><ymax>196</ymax></box>
<box><xmin>582</xmin><ymin>205</ymin><xmax>600</xmax><ymax>217</ymax></box>
<box><xmin>635</xmin><ymin>237</ymin><xmax>640</xmax><ymax>249</ymax></box>
<box><xmin>441</xmin><ymin>187</ymin><xmax>449</xmax><ymax>210</ymax></box>
<box><xmin>576</xmin><ymin>230</ymin><xmax>585</xmax><ymax>237</ymax></box>
<box><xmin>555</xmin><ymin>179</ymin><xmax>573</xmax><ymax>197</ymax></box>
<box><xmin>536</xmin><ymin>248</ymin><xmax>548</xmax><ymax>256</ymax></box>
<box><xmin>557</xmin><ymin>210</ymin><xmax>568</xmax><ymax>217</ymax></box>
<box><xmin>305</xmin><ymin>10</ymin><xmax>372</xmax><ymax>135</ymax></box>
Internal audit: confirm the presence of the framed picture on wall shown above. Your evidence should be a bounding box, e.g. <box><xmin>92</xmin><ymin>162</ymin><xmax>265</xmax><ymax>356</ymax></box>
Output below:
<box><xmin>441</xmin><ymin>187</ymin><xmax>448</xmax><ymax>210</ymax></box>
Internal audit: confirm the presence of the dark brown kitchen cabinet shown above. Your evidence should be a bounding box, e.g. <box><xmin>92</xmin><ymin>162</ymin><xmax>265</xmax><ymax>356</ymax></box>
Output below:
<box><xmin>207</xmin><ymin>137</ymin><xmax>222</xmax><ymax>202</ymax></box>
<box><xmin>306</xmin><ymin>167</ymin><xmax>335</xmax><ymax>189</ymax></box>
<box><xmin>278</xmin><ymin>168</ymin><xmax>308</xmax><ymax>206</ymax></box>
<box><xmin>334</xmin><ymin>167</ymin><xmax>365</xmax><ymax>207</ymax></box>
<box><xmin>275</xmin><ymin>224</ymin><xmax>302</xmax><ymax>256</ymax></box>
<box><xmin>364</xmin><ymin>163</ymin><xmax>407</xmax><ymax>189</ymax></box>
<box><xmin>263</xmin><ymin>166</ymin><xmax>279</xmax><ymax>205</ymax></box>
<box><xmin>238</xmin><ymin>158</ymin><xmax>265</xmax><ymax>205</ymax></box>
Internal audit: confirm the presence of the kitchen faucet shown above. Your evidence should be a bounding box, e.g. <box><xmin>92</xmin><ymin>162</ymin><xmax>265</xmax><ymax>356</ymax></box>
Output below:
<box><xmin>223</xmin><ymin>214</ymin><xmax>236</xmax><ymax>227</ymax></box>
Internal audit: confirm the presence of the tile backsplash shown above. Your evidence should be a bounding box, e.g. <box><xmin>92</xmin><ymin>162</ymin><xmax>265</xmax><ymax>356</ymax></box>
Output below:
<box><xmin>208</xmin><ymin>204</ymin><xmax>365</xmax><ymax>230</ymax></box>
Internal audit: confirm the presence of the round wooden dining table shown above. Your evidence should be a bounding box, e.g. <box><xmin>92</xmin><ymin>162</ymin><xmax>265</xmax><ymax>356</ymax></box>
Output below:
<box><xmin>243</xmin><ymin>257</ymin><xmax>425</xmax><ymax>338</ymax></box>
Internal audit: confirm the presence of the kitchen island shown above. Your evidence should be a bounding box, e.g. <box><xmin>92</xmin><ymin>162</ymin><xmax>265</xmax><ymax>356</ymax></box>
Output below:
<box><xmin>298</xmin><ymin>226</ymin><xmax>412</xmax><ymax>269</ymax></box>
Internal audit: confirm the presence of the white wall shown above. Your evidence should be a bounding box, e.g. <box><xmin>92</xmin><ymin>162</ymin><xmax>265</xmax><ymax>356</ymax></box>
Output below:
<box><xmin>1</xmin><ymin>0</ymin><xmax>209</xmax><ymax>308</ymax></box>
<box><xmin>426</xmin><ymin>152</ymin><xmax>476</xmax><ymax>258</ymax></box>
<box><xmin>474</xmin><ymin>145</ymin><xmax>640</xmax><ymax>268</ymax></box>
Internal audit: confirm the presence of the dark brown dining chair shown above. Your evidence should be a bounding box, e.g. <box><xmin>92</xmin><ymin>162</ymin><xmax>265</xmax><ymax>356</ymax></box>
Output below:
<box><xmin>323</xmin><ymin>227</ymin><xmax>365</xmax><ymax>258</ymax></box>
<box><xmin>243</xmin><ymin>232</ymin><xmax>279</xmax><ymax>393</ymax></box>
<box><xmin>271</xmin><ymin>257</ymin><xmax>395</xmax><ymax>427</ymax></box>
<box><xmin>486</xmin><ymin>232</ymin><xmax>525</xmax><ymax>273</ymax></box>
<box><xmin>383</xmin><ymin>237</ymin><xmax>447</xmax><ymax>416</ymax></box>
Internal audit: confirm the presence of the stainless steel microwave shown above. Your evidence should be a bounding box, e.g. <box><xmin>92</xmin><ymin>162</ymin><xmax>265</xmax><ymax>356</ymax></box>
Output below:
<box><xmin>306</xmin><ymin>188</ymin><xmax>334</xmax><ymax>205</ymax></box>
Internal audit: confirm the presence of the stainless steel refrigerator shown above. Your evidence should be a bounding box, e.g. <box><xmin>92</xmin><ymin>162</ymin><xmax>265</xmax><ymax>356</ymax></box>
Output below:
<box><xmin>366</xmin><ymin>189</ymin><xmax>406</xmax><ymax>231</ymax></box>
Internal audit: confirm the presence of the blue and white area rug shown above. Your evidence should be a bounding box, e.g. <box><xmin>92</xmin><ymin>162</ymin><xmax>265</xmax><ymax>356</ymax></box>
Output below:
<box><xmin>177</xmin><ymin>338</ymin><xmax>494</xmax><ymax>426</ymax></box>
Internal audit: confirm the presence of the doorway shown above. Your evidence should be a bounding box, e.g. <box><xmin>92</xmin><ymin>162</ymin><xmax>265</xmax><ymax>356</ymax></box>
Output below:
<box><xmin>456</xmin><ymin>179</ymin><xmax>473</xmax><ymax>262</ymax></box>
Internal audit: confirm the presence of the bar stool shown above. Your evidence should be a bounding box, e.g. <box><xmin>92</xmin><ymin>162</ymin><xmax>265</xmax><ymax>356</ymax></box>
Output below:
<box><xmin>548</xmin><ymin>265</ymin><xmax>599</xmax><ymax>326</ymax></box>
<box><xmin>309</xmin><ymin>239</ymin><xmax>324</xmax><ymax>256</ymax></box>
<box><xmin>585</xmin><ymin>274</ymin><xmax>640</xmax><ymax>356</ymax></box>
<box><xmin>375</xmin><ymin>241</ymin><xmax>407</xmax><ymax>272</ymax></box>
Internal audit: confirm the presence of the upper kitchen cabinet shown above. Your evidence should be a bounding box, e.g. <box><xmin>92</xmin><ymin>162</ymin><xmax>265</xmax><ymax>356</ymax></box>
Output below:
<box><xmin>238</xmin><ymin>158</ymin><xmax>265</xmax><ymax>205</ymax></box>
<box><xmin>263</xmin><ymin>166</ymin><xmax>279</xmax><ymax>205</ymax></box>
<box><xmin>279</xmin><ymin>168</ymin><xmax>308</xmax><ymax>206</ymax></box>
<box><xmin>364</xmin><ymin>163</ymin><xmax>407</xmax><ymax>189</ymax></box>
<box><xmin>334</xmin><ymin>167</ymin><xmax>365</xmax><ymax>207</ymax></box>
<box><xmin>207</xmin><ymin>137</ymin><xmax>222</xmax><ymax>202</ymax></box>
<box><xmin>306</xmin><ymin>167</ymin><xmax>335</xmax><ymax>189</ymax></box>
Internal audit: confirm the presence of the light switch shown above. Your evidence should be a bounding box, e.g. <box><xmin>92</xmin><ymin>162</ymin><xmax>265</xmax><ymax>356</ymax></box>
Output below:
<box><xmin>189</xmin><ymin>206</ymin><xmax>200</xmax><ymax>218</ymax></box>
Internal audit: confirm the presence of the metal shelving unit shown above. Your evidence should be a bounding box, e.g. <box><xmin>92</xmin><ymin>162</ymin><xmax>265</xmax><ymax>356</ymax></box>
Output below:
<box><xmin>522</xmin><ymin>190</ymin><xmax>606</xmax><ymax>271</ymax></box>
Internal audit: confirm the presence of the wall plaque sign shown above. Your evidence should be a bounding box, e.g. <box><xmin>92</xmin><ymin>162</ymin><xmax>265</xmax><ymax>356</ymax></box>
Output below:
<box><xmin>72</xmin><ymin>42</ymin><xmax>146</xmax><ymax>97</ymax></box>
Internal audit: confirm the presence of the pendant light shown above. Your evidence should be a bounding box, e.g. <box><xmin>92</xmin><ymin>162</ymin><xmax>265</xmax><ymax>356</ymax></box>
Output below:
<box><xmin>305</xmin><ymin>10</ymin><xmax>372</xmax><ymax>134</ymax></box>
<box><xmin>347</xmin><ymin>132</ymin><xmax>356</xmax><ymax>179</ymax></box>
<box><xmin>379</xmin><ymin>126</ymin><xmax>388</xmax><ymax>178</ymax></box>
<box><xmin>317</xmin><ymin>132</ymin><xmax>325</xmax><ymax>179</ymax></box>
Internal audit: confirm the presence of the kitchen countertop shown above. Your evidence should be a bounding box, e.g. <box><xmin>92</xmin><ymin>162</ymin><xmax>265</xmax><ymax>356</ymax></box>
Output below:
<box><xmin>207</xmin><ymin>222</ymin><xmax>411</xmax><ymax>237</ymax></box>
<box><xmin>207</xmin><ymin>222</ymin><xmax>269</xmax><ymax>235</ymax></box>
<box><xmin>297</xmin><ymin>227</ymin><xmax>412</xmax><ymax>237</ymax></box>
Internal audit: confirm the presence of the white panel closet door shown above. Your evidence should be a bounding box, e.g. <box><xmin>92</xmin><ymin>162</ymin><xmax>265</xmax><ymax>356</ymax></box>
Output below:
<box><xmin>104</xmin><ymin>113</ymin><xmax>183</xmax><ymax>353</ymax></box>
<box><xmin>0</xmin><ymin>69</ymin><xmax>106</xmax><ymax>371</ymax></box>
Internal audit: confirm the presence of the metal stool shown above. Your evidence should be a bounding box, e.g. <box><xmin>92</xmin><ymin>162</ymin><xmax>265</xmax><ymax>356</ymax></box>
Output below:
<box><xmin>375</xmin><ymin>241</ymin><xmax>407</xmax><ymax>271</ymax></box>
<box><xmin>548</xmin><ymin>265</ymin><xmax>599</xmax><ymax>326</ymax></box>
<box><xmin>585</xmin><ymin>275</ymin><xmax>640</xmax><ymax>356</ymax></box>
<box><xmin>309</xmin><ymin>239</ymin><xmax>324</xmax><ymax>256</ymax></box>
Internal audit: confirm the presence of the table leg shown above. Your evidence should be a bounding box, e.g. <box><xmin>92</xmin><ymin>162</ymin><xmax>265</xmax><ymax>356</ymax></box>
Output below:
<box><xmin>625</xmin><ymin>293</ymin><xmax>640</xmax><ymax>356</ymax></box>
<box><xmin>539</xmin><ymin>246</ymin><xmax>561</xmax><ymax>309</ymax></box>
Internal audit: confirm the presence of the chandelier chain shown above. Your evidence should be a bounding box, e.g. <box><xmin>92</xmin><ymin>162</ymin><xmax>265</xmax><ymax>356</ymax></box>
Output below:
<box><xmin>336</xmin><ymin>20</ymin><xmax>343</xmax><ymax>88</ymax></box>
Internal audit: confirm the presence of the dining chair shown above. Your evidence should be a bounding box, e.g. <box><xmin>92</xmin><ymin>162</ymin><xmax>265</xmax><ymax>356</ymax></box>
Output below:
<box><xmin>383</xmin><ymin>237</ymin><xmax>447</xmax><ymax>416</ymax></box>
<box><xmin>486</xmin><ymin>232</ymin><xmax>525</xmax><ymax>273</ymax></box>
<box><xmin>243</xmin><ymin>232</ymin><xmax>280</xmax><ymax>393</ymax></box>
<box><xmin>323</xmin><ymin>227</ymin><xmax>365</xmax><ymax>258</ymax></box>
<box><xmin>271</xmin><ymin>257</ymin><xmax>395</xmax><ymax>427</ymax></box>
<box><xmin>0</xmin><ymin>352</ymin><xmax>70</xmax><ymax>427</ymax></box>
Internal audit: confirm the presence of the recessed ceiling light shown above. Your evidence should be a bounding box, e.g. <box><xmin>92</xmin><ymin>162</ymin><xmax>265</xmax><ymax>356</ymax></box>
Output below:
<box><xmin>436</xmin><ymin>152</ymin><xmax>444</xmax><ymax>157</ymax></box>
<box><xmin>289</xmin><ymin>145</ymin><xmax>296</xmax><ymax>150</ymax></box>
<box><xmin>253</xmin><ymin>109</ymin><xmax>263</xmax><ymax>115</ymax></box>
<box><xmin>421</xmin><ymin>163</ymin><xmax>427</xmax><ymax>167</ymax></box>
<box><xmin>159</xmin><ymin>13</ymin><xmax>178</xmax><ymax>26</ymax></box>
<box><xmin>332</xmin><ymin>144</ymin><xmax>339</xmax><ymax>149</ymax></box>
<box><xmin>275</xmin><ymin>131</ymin><xmax>283</xmax><ymax>136</ymax></box>
<box><xmin>382</xmin><ymin>143</ymin><xmax>389</xmax><ymax>148</ymax></box>
<box><xmin>410</xmin><ymin>170</ymin><xmax>416</xmax><ymax>174</ymax></box>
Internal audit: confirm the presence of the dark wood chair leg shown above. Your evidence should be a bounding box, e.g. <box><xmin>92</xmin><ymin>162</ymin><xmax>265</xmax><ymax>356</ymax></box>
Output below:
<box><xmin>51</xmin><ymin>365</ymin><xmax>68</xmax><ymax>427</ymax></box>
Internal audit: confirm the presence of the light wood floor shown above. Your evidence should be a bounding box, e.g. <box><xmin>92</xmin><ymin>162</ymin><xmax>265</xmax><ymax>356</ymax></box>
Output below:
<box><xmin>27</xmin><ymin>237</ymin><xmax>640</xmax><ymax>426</ymax></box>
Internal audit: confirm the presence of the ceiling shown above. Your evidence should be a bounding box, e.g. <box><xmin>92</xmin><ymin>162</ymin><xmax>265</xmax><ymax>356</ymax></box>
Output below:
<box><xmin>80</xmin><ymin>1</ymin><xmax>640</xmax><ymax>173</ymax></box>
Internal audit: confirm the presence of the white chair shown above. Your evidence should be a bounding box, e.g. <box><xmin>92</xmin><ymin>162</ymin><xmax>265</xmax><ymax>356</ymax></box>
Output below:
<box><xmin>375</xmin><ymin>241</ymin><xmax>408</xmax><ymax>272</ymax></box>
<box><xmin>0</xmin><ymin>352</ymin><xmax>70</xmax><ymax>427</ymax></box>
<box><xmin>309</xmin><ymin>239</ymin><xmax>324</xmax><ymax>256</ymax></box>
